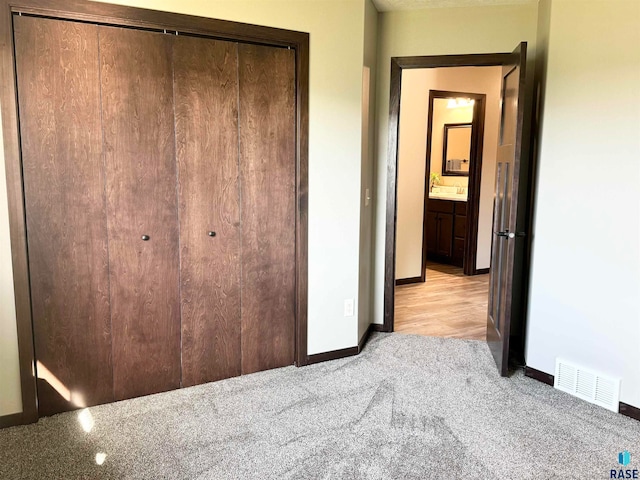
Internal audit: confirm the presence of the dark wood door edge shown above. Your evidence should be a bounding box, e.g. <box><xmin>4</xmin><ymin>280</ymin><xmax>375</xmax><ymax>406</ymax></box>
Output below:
<box><xmin>524</xmin><ymin>366</ymin><xmax>554</xmax><ymax>386</ymax></box>
<box><xmin>464</xmin><ymin>94</ymin><xmax>486</xmax><ymax>276</ymax></box>
<box><xmin>384</xmin><ymin>53</ymin><xmax>514</xmax><ymax>332</ymax></box>
<box><xmin>393</xmin><ymin>53</ymin><xmax>512</xmax><ymax>70</ymax></box>
<box><xmin>0</xmin><ymin>412</ymin><xmax>24</xmax><ymax>429</ymax></box>
<box><xmin>0</xmin><ymin>0</ymin><xmax>309</xmax><ymax>419</ymax></box>
<box><xmin>294</xmin><ymin>35</ymin><xmax>310</xmax><ymax>368</ymax></box>
<box><xmin>619</xmin><ymin>403</ymin><xmax>640</xmax><ymax>422</ymax></box>
<box><xmin>395</xmin><ymin>276</ymin><xmax>422</xmax><ymax>286</ymax></box>
<box><xmin>382</xmin><ymin>58</ymin><xmax>402</xmax><ymax>333</ymax></box>
<box><xmin>1</xmin><ymin>0</ymin><xmax>38</xmax><ymax>424</ymax></box>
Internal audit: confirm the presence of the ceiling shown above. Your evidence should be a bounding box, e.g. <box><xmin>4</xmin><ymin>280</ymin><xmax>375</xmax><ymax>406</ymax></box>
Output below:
<box><xmin>372</xmin><ymin>0</ymin><xmax>537</xmax><ymax>12</ymax></box>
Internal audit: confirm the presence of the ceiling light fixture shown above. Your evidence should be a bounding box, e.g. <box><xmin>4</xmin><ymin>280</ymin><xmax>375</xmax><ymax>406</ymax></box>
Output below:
<box><xmin>447</xmin><ymin>98</ymin><xmax>475</xmax><ymax>109</ymax></box>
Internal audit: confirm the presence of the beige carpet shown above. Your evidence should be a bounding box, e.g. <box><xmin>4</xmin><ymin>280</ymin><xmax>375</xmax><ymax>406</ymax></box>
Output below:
<box><xmin>1</xmin><ymin>332</ymin><xmax>639</xmax><ymax>479</ymax></box>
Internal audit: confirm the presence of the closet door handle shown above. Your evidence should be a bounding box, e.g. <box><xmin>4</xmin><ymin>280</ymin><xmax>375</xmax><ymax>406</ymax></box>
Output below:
<box><xmin>141</xmin><ymin>235</ymin><xmax>150</xmax><ymax>241</ymax></box>
<box><xmin>207</xmin><ymin>231</ymin><xmax>216</xmax><ymax>237</ymax></box>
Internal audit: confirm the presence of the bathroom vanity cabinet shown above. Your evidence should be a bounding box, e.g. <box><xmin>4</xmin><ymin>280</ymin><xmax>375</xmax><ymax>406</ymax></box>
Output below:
<box><xmin>426</xmin><ymin>199</ymin><xmax>467</xmax><ymax>267</ymax></box>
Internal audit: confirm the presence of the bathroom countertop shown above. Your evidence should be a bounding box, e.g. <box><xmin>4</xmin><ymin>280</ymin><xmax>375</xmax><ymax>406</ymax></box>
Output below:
<box><xmin>428</xmin><ymin>192</ymin><xmax>468</xmax><ymax>202</ymax></box>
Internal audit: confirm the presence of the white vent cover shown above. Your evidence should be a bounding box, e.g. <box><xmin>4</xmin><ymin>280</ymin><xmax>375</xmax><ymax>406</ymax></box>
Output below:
<box><xmin>554</xmin><ymin>359</ymin><xmax>620</xmax><ymax>412</ymax></box>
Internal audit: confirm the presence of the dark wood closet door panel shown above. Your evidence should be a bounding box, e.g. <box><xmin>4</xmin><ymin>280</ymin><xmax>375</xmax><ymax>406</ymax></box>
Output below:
<box><xmin>99</xmin><ymin>27</ymin><xmax>181</xmax><ymax>400</ymax></box>
<box><xmin>13</xmin><ymin>16</ymin><xmax>113</xmax><ymax>416</ymax></box>
<box><xmin>238</xmin><ymin>44</ymin><xmax>296</xmax><ymax>374</ymax></box>
<box><xmin>173</xmin><ymin>36</ymin><xmax>242</xmax><ymax>387</ymax></box>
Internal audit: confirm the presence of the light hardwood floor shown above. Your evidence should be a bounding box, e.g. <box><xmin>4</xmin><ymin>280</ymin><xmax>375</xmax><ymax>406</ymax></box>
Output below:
<box><xmin>394</xmin><ymin>262</ymin><xmax>490</xmax><ymax>341</ymax></box>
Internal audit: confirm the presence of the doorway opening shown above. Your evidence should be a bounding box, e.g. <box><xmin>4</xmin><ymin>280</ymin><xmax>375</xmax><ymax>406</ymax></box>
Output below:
<box><xmin>383</xmin><ymin>47</ymin><xmax>532</xmax><ymax>376</ymax></box>
<box><xmin>394</xmin><ymin>68</ymin><xmax>500</xmax><ymax>341</ymax></box>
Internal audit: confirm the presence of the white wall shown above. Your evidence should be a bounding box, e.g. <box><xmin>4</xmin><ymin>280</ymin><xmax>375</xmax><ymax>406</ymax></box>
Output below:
<box><xmin>0</xmin><ymin>0</ymin><xmax>371</xmax><ymax>416</ymax></box>
<box><xmin>0</xmin><ymin>117</ymin><xmax>22</xmax><ymax>416</ymax></box>
<box><xmin>395</xmin><ymin>70</ymin><xmax>435</xmax><ymax>280</ymax></box>
<box><xmin>373</xmin><ymin>4</ymin><xmax>538</xmax><ymax>324</ymax></box>
<box><xmin>526</xmin><ymin>0</ymin><xmax>640</xmax><ymax>408</ymax></box>
<box><xmin>358</xmin><ymin>0</ymin><xmax>379</xmax><ymax>342</ymax></box>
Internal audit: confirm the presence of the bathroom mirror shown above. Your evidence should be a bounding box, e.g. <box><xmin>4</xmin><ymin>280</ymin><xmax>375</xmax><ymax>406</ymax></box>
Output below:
<box><xmin>442</xmin><ymin>123</ymin><xmax>472</xmax><ymax>176</ymax></box>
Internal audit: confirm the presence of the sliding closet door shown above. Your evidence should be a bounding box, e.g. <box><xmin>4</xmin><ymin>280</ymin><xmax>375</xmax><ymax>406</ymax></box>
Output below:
<box><xmin>238</xmin><ymin>44</ymin><xmax>296</xmax><ymax>374</ymax></box>
<box><xmin>99</xmin><ymin>27</ymin><xmax>181</xmax><ymax>400</ymax></box>
<box><xmin>173</xmin><ymin>36</ymin><xmax>242</xmax><ymax>386</ymax></box>
<box><xmin>14</xmin><ymin>16</ymin><xmax>113</xmax><ymax>416</ymax></box>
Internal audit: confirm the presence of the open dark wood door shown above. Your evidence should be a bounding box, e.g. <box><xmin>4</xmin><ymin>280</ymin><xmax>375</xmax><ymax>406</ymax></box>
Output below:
<box><xmin>487</xmin><ymin>42</ymin><xmax>528</xmax><ymax>376</ymax></box>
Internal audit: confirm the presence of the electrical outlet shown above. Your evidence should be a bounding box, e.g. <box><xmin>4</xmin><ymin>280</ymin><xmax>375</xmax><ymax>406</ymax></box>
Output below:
<box><xmin>344</xmin><ymin>299</ymin><xmax>354</xmax><ymax>317</ymax></box>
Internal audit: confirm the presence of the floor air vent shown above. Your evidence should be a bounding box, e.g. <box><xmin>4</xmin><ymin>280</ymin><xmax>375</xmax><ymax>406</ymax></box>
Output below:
<box><xmin>554</xmin><ymin>359</ymin><xmax>620</xmax><ymax>412</ymax></box>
